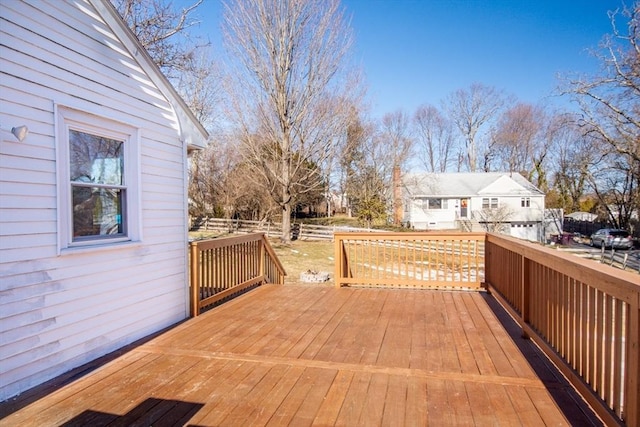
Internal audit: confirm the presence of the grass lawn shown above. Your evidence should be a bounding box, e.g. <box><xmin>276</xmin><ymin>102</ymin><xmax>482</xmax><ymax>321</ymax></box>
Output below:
<box><xmin>188</xmin><ymin>231</ymin><xmax>335</xmax><ymax>285</ymax></box>
<box><xmin>269</xmin><ymin>239</ymin><xmax>335</xmax><ymax>284</ymax></box>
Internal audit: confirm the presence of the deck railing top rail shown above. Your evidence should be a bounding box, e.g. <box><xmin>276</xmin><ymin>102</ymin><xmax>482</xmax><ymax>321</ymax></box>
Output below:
<box><xmin>486</xmin><ymin>232</ymin><xmax>639</xmax><ymax>300</ymax></box>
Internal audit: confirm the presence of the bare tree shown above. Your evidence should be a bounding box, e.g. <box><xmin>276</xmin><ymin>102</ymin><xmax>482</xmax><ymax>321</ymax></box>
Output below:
<box><xmin>547</xmin><ymin>116</ymin><xmax>599</xmax><ymax>213</ymax></box>
<box><xmin>380</xmin><ymin>110</ymin><xmax>414</xmax><ymax>170</ymax></box>
<box><xmin>222</xmin><ymin>0</ymin><xmax>357</xmax><ymax>242</ymax></box>
<box><xmin>564</xmin><ymin>2</ymin><xmax>640</xmax><ymax>227</ymax></box>
<box><xmin>589</xmin><ymin>151</ymin><xmax>639</xmax><ymax>230</ymax></box>
<box><xmin>567</xmin><ymin>2</ymin><xmax>639</xmax><ymax>164</ymax></box>
<box><xmin>347</xmin><ymin>124</ymin><xmax>391</xmax><ymax>227</ymax></box>
<box><xmin>445</xmin><ymin>83</ymin><xmax>509</xmax><ymax>172</ymax></box>
<box><xmin>337</xmin><ymin>105</ymin><xmax>369</xmax><ymax>217</ymax></box>
<box><xmin>413</xmin><ymin>104</ymin><xmax>455</xmax><ymax>172</ymax></box>
<box><xmin>379</xmin><ymin>110</ymin><xmax>414</xmax><ymax>224</ymax></box>
<box><xmin>491</xmin><ymin>103</ymin><xmax>552</xmax><ymax>189</ymax></box>
<box><xmin>176</xmin><ymin>47</ymin><xmax>222</xmax><ymax>129</ymax></box>
<box><xmin>113</xmin><ymin>0</ymin><xmax>205</xmax><ymax>79</ymax></box>
<box><xmin>473</xmin><ymin>205</ymin><xmax>514</xmax><ymax>233</ymax></box>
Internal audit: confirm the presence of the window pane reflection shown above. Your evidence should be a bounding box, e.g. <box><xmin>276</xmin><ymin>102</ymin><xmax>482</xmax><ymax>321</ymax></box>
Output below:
<box><xmin>70</xmin><ymin>130</ymin><xmax>124</xmax><ymax>185</ymax></box>
<box><xmin>72</xmin><ymin>186</ymin><xmax>124</xmax><ymax>238</ymax></box>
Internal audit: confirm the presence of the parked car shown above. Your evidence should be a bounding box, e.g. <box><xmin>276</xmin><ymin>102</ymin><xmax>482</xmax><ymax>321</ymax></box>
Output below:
<box><xmin>589</xmin><ymin>228</ymin><xmax>633</xmax><ymax>249</ymax></box>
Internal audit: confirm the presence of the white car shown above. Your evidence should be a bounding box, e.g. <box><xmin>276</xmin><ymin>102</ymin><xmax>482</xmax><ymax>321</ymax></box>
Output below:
<box><xmin>589</xmin><ymin>229</ymin><xmax>633</xmax><ymax>249</ymax></box>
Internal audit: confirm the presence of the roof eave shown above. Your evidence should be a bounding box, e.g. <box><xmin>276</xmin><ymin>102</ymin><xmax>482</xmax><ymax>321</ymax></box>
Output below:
<box><xmin>89</xmin><ymin>0</ymin><xmax>209</xmax><ymax>151</ymax></box>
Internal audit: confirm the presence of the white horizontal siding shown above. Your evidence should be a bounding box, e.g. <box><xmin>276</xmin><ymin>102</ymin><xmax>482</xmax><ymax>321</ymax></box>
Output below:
<box><xmin>0</xmin><ymin>0</ymin><xmax>193</xmax><ymax>400</ymax></box>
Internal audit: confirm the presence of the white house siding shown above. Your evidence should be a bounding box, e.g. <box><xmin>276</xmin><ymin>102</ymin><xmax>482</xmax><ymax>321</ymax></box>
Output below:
<box><xmin>0</xmin><ymin>0</ymin><xmax>194</xmax><ymax>399</ymax></box>
<box><xmin>404</xmin><ymin>198</ymin><xmax>458</xmax><ymax>230</ymax></box>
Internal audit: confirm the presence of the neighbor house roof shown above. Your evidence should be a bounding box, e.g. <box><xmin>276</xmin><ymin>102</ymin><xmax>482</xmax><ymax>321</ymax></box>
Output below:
<box><xmin>403</xmin><ymin>172</ymin><xmax>544</xmax><ymax>197</ymax></box>
<box><xmin>565</xmin><ymin>211</ymin><xmax>598</xmax><ymax>221</ymax></box>
<box><xmin>89</xmin><ymin>0</ymin><xmax>209</xmax><ymax>151</ymax></box>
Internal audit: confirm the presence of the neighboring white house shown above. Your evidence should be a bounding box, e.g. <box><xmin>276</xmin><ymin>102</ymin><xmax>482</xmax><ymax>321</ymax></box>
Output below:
<box><xmin>402</xmin><ymin>172</ymin><xmax>545</xmax><ymax>241</ymax></box>
<box><xmin>0</xmin><ymin>0</ymin><xmax>208</xmax><ymax>400</ymax></box>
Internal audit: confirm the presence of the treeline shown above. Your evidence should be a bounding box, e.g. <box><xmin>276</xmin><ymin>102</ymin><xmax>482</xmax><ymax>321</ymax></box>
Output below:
<box><xmin>114</xmin><ymin>0</ymin><xmax>640</xmax><ymax>237</ymax></box>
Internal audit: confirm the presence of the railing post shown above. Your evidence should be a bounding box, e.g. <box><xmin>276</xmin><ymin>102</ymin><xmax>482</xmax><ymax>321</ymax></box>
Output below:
<box><xmin>189</xmin><ymin>241</ymin><xmax>200</xmax><ymax>317</ymax></box>
<box><xmin>334</xmin><ymin>234</ymin><xmax>343</xmax><ymax>288</ymax></box>
<box><xmin>521</xmin><ymin>255</ymin><xmax>530</xmax><ymax>339</ymax></box>
<box><xmin>626</xmin><ymin>296</ymin><xmax>639</xmax><ymax>427</ymax></box>
<box><xmin>259</xmin><ymin>234</ymin><xmax>266</xmax><ymax>282</ymax></box>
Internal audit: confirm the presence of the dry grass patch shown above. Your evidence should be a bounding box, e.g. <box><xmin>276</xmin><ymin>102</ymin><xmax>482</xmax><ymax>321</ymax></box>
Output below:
<box><xmin>269</xmin><ymin>239</ymin><xmax>335</xmax><ymax>284</ymax></box>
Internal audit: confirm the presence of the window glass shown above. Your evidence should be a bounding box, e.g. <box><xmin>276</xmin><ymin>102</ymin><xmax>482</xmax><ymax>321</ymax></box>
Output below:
<box><xmin>610</xmin><ymin>230</ymin><xmax>628</xmax><ymax>237</ymax></box>
<box><xmin>70</xmin><ymin>130</ymin><xmax>123</xmax><ymax>185</ymax></box>
<box><xmin>428</xmin><ymin>198</ymin><xmax>442</xmax><ymax>209</ymax></box>
<box><xmin>72</xmin><ymin>187</ymin><xmax>124</xmax><ymax>238</ymax></box>
<box><xmin>482</xmin><ymin>198</ymin><xmax>499</xmax><ymax>209</ymax></box>
<box><xmin>69</xmin><ymin>130</ymin><xmax>126</xmax><ymax>240</ymax></box>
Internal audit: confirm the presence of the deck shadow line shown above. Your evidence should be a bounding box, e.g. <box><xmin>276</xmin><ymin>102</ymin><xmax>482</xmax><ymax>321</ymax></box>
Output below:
<box><xmin>481</xmin><ymin>292</ymin><xmax>604</xmax><ymax>427</ymax></box>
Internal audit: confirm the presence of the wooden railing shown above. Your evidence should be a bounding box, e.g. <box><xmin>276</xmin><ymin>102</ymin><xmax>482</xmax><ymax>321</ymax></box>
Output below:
<box><xmin>485</xmin><ymin>232</ymin><xmax>639</xmax><ymax>427</ymax></box>
<box><xmin>334</xmin><ymin>232</ymin><xmax>485</xmax><ymax>289</ymax></box>
<box><xmin>189</xmin><ymin>233</ymin><xmax>286</xmax><ymax>316</ymax></box>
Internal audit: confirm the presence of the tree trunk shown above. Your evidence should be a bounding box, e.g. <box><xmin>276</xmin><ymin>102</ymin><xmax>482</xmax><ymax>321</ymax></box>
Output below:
<box><xmin>281</xmin><ymin>202</ymin><xmax>291</xmax><ymax>243</ymax></box>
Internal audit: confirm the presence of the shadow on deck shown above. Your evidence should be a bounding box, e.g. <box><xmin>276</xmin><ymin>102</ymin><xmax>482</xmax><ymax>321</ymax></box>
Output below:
<box><xmin>1</xmin><ymin>284</ymin><xmax>601</xmax><ymax>426</ymax></box>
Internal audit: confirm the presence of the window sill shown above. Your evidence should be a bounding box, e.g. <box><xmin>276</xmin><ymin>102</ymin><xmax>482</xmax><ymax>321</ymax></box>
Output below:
<box><xmin>60</xmin><ymin>239</ymin><xmax>143</xmax><ymax>256</ymax></box>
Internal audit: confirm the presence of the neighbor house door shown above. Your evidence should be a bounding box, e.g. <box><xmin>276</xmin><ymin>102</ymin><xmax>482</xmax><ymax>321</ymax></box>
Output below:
<box><xmin>460</xmin><ymin>198</ymin><xmax>468</xmax><ymax>218</ymax></box>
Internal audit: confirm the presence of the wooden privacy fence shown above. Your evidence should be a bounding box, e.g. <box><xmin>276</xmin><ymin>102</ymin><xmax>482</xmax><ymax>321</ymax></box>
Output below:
<box><xmin>189</xmin><ymin>233</ymin><xmax>286</xmax><ymax>316</ymax></box>
<box><xmin>334</xmin><ymin>232</ymin><xmax>485</xmax><ymax>289</ymax></box>
<box><xmin>485</xmin><ymin>232</ymin><xmax>640</xmax><ymax>427</ymax></box>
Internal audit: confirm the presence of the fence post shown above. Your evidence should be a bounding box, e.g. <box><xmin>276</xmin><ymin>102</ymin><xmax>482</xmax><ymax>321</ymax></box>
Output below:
<box><xmin>189</xmin><ymin>241</ymin><xmax>200</xmax><ymax>317</ymax></box>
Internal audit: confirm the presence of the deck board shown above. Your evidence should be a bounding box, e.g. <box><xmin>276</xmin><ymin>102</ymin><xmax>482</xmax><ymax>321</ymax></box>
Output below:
<box><xmin>1</xmin><ymin>284</ymin><xmax>602</xmax><ymax>426</ymax></box>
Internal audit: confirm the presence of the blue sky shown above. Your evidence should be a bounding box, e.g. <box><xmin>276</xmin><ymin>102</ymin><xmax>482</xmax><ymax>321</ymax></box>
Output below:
<box><xmin>190</xmin><ymin>0</ymin><xmax>624</xmax><ymax>117</ymax></box>
<box><xmin>343</xmin><ymin>0</ymin><xmax>623</xmax><ymax>116</ymax></box>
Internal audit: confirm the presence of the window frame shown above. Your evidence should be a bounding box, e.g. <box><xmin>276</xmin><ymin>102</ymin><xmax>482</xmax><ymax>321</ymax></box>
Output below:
<box><xmin>521</xmin><ymin>197</ymin><xmax>531</xmax><ymax>208</ymax></box>
<box><xmin>482</xmin><ymin>197</ymin><xmax>499</xmax><ymax>209</ymax></box>
<box><xmin>56</xmin><ymin>105</ymin><xmax>141</xmax><ymax>252</ymax></box>
<box><xmin>421</xmin><ymin>198</ymin><xmax>447</xmax><ymax>210</ymax></box>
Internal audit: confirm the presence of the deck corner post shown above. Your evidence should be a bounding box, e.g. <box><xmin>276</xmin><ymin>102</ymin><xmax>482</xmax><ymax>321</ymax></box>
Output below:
<box><xmin>259</xmin><ymin>234</ymin><xmax>266</xmax><ymax>282</ymax></box>
<box><xmin>520</xmin><ymin>255</ymin><xmax>530</xmax><ymax>340</ymax></box>
<box><xmin>189</xmin><ymin>241</ymin><xmax>200</xmax><ymax>317</ymax></box>
<box><xmin>625</xmin><ymin>297</ymin><xmax>639</xmax><ymax>427</ymax></box>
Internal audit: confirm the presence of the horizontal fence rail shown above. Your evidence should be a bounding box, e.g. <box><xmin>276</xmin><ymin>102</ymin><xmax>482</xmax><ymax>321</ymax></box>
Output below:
<box><xmin>485</xmin><ymin>232</ymin><xmax>640</xmax><ymax>427</ymax></box>
<box><xmin>189</xmin><ymin>233</ymin><xmax>286</xmax><ymax>316</ymax></box>
<box><xmin>334</xmin><ymin>232</ymin><xmax>485</xmax><ymax>290</ymax></box>
<box><xmin>190</xmin><ymin>217</ymin><xmax>382</xmax><ymax>240</ymax></box>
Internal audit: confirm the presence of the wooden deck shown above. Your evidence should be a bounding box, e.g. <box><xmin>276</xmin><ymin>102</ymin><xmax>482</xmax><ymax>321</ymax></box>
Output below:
<box><xmin>1</xmin><ymin>284</ymin><xmax>601</xmax><ymax>426</ymax></box>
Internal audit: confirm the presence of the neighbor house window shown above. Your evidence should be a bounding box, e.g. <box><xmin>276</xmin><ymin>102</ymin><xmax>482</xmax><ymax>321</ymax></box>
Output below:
<box><xmin>57</xmin><ymin>106</ymin><xmax>140</xmax><ymax>250</ymax></box>
<box><xmin>428</xmin><ymin>198</ymin><xmax>441</xmax><ymax>209</ymax></box>
<box><xmin>521</xmin><ymin>197</ymin><xmax>531</xmax><ymax>208</ymax></box>
<box><xmin>482</xmin><ymin>198</ymin><xmax>498</xmax><ymax>209</ymax></box>
<box><xmin>423</xmin><ymin>198</ymin><xmax>447</xmax><ymax>210</ymax></box>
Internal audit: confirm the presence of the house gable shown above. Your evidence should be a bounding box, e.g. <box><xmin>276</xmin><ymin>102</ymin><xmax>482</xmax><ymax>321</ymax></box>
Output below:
<box><xmin>89</xmin><ymin>0</ymin><xmax>208</xmax><ymax>151</ymax></box>
<box><xmin>478</xmin><ymin>175</ymin><xmax>529</xmax><ymax>196</ymax></box>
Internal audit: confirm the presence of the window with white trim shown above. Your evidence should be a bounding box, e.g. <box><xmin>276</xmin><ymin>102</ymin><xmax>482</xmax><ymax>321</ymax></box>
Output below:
<box><xmin>482</xmin><ymin>197</ymin><xmax>498</xmax><ymax>209</ymax></box>
<box><xmin>57</xmin><ymin>106</ymin><xmax>140</xmax><ymax>250</ymax></box>
<box><xmin>521</xmin><ymin>197</ymin><xmax>531</xmax><ymax>208</ymax></box>
<box><xmin>422</xmin><ymin>198</ymin><xmax>447</xmax><ymax>210</ymax></box>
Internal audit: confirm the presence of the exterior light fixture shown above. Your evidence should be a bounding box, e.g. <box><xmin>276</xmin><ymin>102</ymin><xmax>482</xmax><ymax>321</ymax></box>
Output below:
<box><xmin>11</xmin><ymin>125</ymin><xmax>29</xmax><ymax>142</ymax></box>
